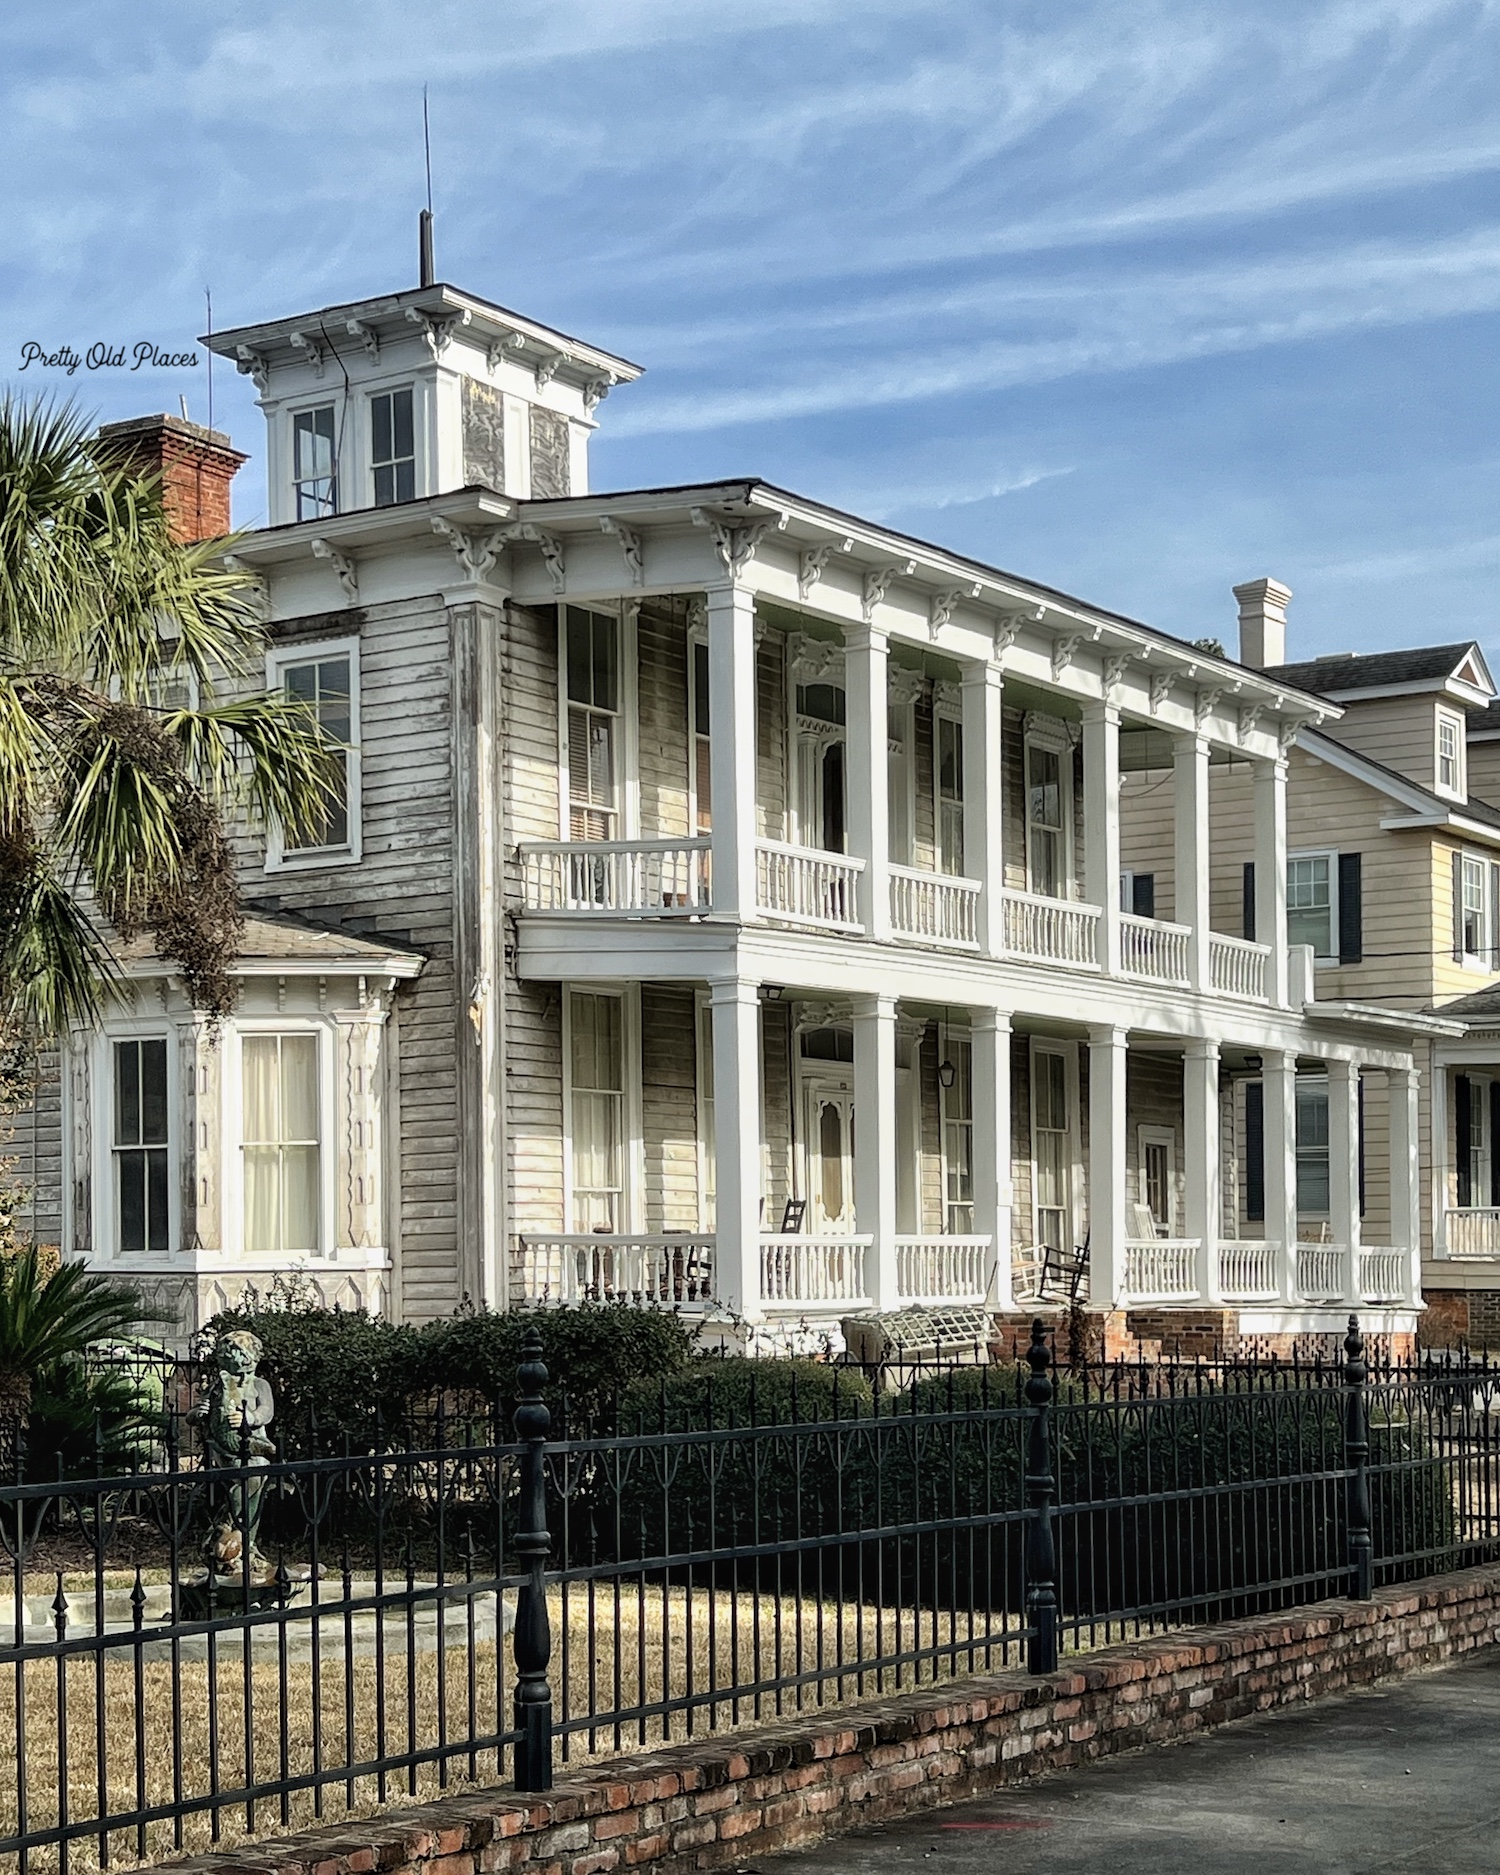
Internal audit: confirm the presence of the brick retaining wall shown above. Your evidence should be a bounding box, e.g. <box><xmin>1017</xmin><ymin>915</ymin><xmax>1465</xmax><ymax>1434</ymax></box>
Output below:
<box><xmin>181</xmin><ymin>1565</ymin><xmax>1500</xmax><ymax>1875</ymax></box>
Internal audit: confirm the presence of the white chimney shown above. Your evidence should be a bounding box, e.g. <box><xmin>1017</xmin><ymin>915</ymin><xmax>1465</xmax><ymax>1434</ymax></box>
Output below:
<box><xmin>1233</xmin><ymin>576</ymin><xmax>1291</xmax><ymax>669</ymax></box>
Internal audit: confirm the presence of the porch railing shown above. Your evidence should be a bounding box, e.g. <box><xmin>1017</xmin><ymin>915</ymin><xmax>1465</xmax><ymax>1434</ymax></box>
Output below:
<box><xmin>519</xmin><ymin>839</ymin><xmax>711</xmax><ymax>914</ymax></box>
<box><xmin>894</xmin><ymin>1235</ymin><xmax>992</xmax><ymax>1303</ymax></box>
<box><xmin>516</xmin><ymin>1234</ymin><xmax>716</xmax><ymax>1306</ymax></box>
<box><xmin>999</xmin><ymin>888</ymin><xmax>1101</xmax><ymax>968</ymax></box>
<box><xmin>1123</xmin><ymin>1238</ymin><xmax>1199</xmax><ymax>1301</ymax></box>
<box><xmin>759</xmin><ymin>1235</ymin><xmax>871</xmax><ymax>1308</ymax></box>
<box><xmin>888</xmin><ymin>865</ymin><xmax>981</xmax><ymax>948</ymax></box>
<box><xmin>1218</xmin><ymin>1240</ymin><xmax>1279</xmax><ymax>1301</ymax></box>
<box><xmin>1210</xmin><ymin>933</ymin><xmax>1271</xmax><ymax>1001</ymax></box>
<box><xmin>1119</xmin><ymin>913</ymin><xmax>1191</xmax><ymax>986</ymax></box>
<box><xmin>755</xmin><ymin>840</ymin><xmax>864</xmax><ymax>931</ymax></box>
<box><xmin>1358</xmin><ymin>1246</ymin><xmax>1408</xmax><ymax>1303</ymax></box>
<box><xmin>1443</xmin><ymin>1208</ymin><xmax>1500</xmax><ymax>1258</ymax></box>
<box><xmin>1297</xmin><ymin>1243</ymin><xmax>1347</xmax><ymax>1302</ymax></box>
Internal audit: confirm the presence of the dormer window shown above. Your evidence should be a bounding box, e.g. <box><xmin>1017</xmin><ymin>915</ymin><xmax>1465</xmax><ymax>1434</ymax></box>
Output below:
<box><xmin>293</xmin><ymin>405</ymin><xmax>338</xmax><ymax>520</ymax></box>
<box><xmin>1437</xmin><ymin>708</ymin><xmax>1466</xmax><ymax>800</ymax></box>
<box><xmin>371</xmin><ymin>388</ymin><xmax>415</xmax><ymax>506</ymax></box>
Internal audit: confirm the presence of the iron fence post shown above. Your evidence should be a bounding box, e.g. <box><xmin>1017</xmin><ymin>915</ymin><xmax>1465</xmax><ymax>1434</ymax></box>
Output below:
<box><xmin>1344</xmin><ymin>1313</ymin><xmax>1373</xmax><ymax>1599</ymax></box>
<box><xmin>1024</xmin><ymin>1318</ymin><xmax>1059</xmax><ymax>1674</ymax></box>
<box><xmin>512</xmin><ymin>1327</ymin><xmax>554</xmax><ymax>1790</ymax></box>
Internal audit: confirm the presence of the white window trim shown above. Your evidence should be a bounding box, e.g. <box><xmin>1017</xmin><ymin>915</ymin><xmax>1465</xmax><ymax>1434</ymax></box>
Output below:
<box><xmin>367</xmin><ymin>382</ymin><xmax>420</xmax><ymax>509</ymax></box>
<box><xmin>1436</xmin><ymin>706</ymin><xmax>1467</xmax><ymax>803</ymax></box>
<box><xmin>1137</xmin><ymin>1124</ymin><xmax>1178</xmax><ymax>1235</ymax></box>
<box><xmin>557</xmin><ymin>604</ymin><xmax>639</xmax><ymax>842</ymax></box>
<box><xmin>561</xmin><ymin>983</ymin><xmax>644</xmax><ymax>1234</ymax></box>
<box><xmin>287</xmin><ymin>396</ymin><xmax>343</xmax><ymax>524</ymax></box>
<box><xmin>1456</xmin><ymin>848</ymin><xmax>1498</xmax><ymax>971</ymax></box>
<box><xmin>264</xmin><ymin>634</ymin><xmax>363</xmax><ymax>871</ymax></box>
<box><xmin>1023</xmin><ymin>718</ymin><xmax>1075</xmax><ymax>898</ymax></box>
<box><xmin>1287</xmin><ymin>847</ymin><xmax>1338</xmax><ymax>963</ymax></box>
<box><xmin>1029</xmin><ymin>1037</ymin><xmax>1081</xmax><ymax>1252</ymax></box>
<box><xmin>224</xmin><ymin>1018</ymin><xmax>337</xmax><ymax>1260</ymax></box>
<box><xmin>89</xmin><ymin>1024</ymin><xmax>181</xmax><ymax>1267</ymax></box>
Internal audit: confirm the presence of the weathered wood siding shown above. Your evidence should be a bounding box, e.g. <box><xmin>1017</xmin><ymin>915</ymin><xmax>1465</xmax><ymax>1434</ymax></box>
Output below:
<box><xmin>641</xmin><ymin>984</ymin><xmax>700</xmax><ymax>1230</ymax></box>
<box><xmin>637</xmin><ymin>601</ymin><xmax>692</xmax><ymax>839</ymax></box>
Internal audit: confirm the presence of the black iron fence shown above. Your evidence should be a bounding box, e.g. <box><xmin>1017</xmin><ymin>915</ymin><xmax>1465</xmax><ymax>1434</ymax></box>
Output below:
<box><xmin>4</xmin><ymin>1320</ymin><xmax>1500</xmax><ymax>1872</ymax></box>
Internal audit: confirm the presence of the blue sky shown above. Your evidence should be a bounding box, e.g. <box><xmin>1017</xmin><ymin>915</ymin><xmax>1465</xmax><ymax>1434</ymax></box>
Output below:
<box><xmin>4</xmin><ymin>0</ymin><xmax>1500</xmax><ymax>659</ymax></box>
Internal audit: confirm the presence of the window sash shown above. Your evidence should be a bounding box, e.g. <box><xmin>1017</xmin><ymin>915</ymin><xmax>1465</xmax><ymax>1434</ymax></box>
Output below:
<box><xmin>1287</xmin><ymin>855</ymin><xmax>1333</xmax><ymax>956</ymax></box>
<box><xmin>241</xmin><ymin>1034</ymin><xmax>321</xmax><ymax>1254</ymax></box>
<box><xmin>370</xmin><ymin>389</ymin><xmax>415</xmax><ymax>506</ymax></box>
<box><xmin>940</xmin><ymin>1038</ymin><xmax>974</xmax><ymax>1233</ymax></box>
<box><xmin>570</xmin><ymin>993</ymin><xmax>625</xmax><ymax>1230</ymax></box>
<box><xmin>1025</xmin><ymin>744</ymin><xmax>1065</xmax><ymax>897</ymax></box>
<box><xmin>1295</xmin><ymin>1082</ymin><xmax>1331</xmax><ymax>1216</ymax></box>
<box><xmin>282</xmin><ymin>655</ymin><xmax>353</xmax><ymax>851</ymax></box>
<box><xmin>293</xmin><ymin>407</ymin><xmax>337</xmax><ymax>520</ymax></box>
<box><xmin>113</xmin><ymin>1039</ymin><xmax>170</xmax><ymax>1255</ymax></box>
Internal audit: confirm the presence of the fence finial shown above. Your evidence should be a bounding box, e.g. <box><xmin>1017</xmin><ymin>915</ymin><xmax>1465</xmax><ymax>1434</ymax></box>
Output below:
<box><xmin>1025</xmin><ymin>1318</ymin><xmax>1059</xmax><ymax>1675</ymax></box>
<box><xmin>513</xmin><ymin>1326</ymin><xmax>554</xmax><ymax>1790</ymax></box>
<box><xmin>1344</xmin><ymin>1313</ymin><xmax>1372</xmax><ymax>1600</ymax></box>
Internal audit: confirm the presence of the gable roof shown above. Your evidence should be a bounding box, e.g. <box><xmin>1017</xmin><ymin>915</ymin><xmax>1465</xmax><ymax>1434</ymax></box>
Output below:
<box><xmin>1268</xmin><ymin>643</ymin><xmax>1493</xmax><ymax>703</ymax></box>
<box><xmin>1429</xmin><ymin>979</ymin><xmax>1500</xmax><ymax>1025</ymax></box>
<box><xmin>1298</xmin><ymin>725</ymin><xmax>1500</xmax><ymax>836</ymax></box>
<box><xmin>114</xmin><ymin>911</ymin><xmax>425</xmax><ymax>978</ymax></box>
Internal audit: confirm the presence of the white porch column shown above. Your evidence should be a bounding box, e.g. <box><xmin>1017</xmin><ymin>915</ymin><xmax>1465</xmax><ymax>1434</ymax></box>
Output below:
<box><xmin>706</xmin><ymin>584</ymin><xmax>759</xmax><ymax>923</ymax></box>
<box><xmin>1184</xmin><ymin>1038</ymin><xmax>1222</xmax><ymax>1305</ymax></box>
<box><xmin>1329</xmin><ymin>1057</ymin><xmax>1363</xmax><ymax>1307</ymax></box>
<box><xmin>853</xmin><ymin>992</ymin><xmax>899</xmax><ymax>1310</ymax></box>
<box><xmin>972</xmin><ymin>1008</ymin><xmax>1015</xmax><ymax>1311</ymax></box>
<box><xmin>963</xmin><ymin>660</ymin><xmax>1006</xmax><ymax>957</ymax></box>
<box><xmin>1263</xmin><ymin>1050</ymin><xmax>1300</xmax><ymax>1305</ymax></box>
<box><xmin>1431</xmin><ymin>1056</ymin><xmax>1449</xmax><ymax>1259</ymax></box>
<box><xmin>1174</xmin><ymin>734</ymin><xmax>1212</xmax><ymax>994</ymax></box>
<box><xmin>845</xmin><ymin>624</ymin><xmax>890</xmax><ymax>940</ymax></box>
<box><xmin>1082</xmin><ymin>703</ymin><xmax>1122</xmax><ymax>976</ymax></box>
<box><xmin>710</xmin><ymin>978</ymin><xmax>764</xmax><ymax>1321</ymax></box>
<box><xmin>1088</xmin><ymin>1024</ymin><xmax>1128</xmax><ymax>1307</ymax></box>
<box><xmin>1389</xmin><ymin>1064</ymin><xmax>1422</xmax><ymax>1307</ymax></box>
<box><xmin>1254</xmin><ymin>757</ymin><xmax>1289</xmax><ymax>1006</ymax></box>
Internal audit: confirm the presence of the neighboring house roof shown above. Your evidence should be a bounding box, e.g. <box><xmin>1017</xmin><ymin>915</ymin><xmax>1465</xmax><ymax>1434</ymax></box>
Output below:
<box><xmin>1267</xmin><ymin>643</ymin><xmax>1494</xmax><ymax>704</ymax></box>
<box><xmin>1298</xmin><ymin>725</ymin><xmax>1500</xmax><ymax>839</ymax></box>
<box><xmin>1470</xmin><ymin>696</ymin><xmax>1500</xmax><ymax>741</ymax></box>
<box><xmin>113</xmin><ymin>910</ymin><xmax>425</xmax><ymax>978</ymax></box>
<box><xmin>1427</xmin><ymin>979</ymin><xmax>1500</xmax><ymax>1026</ymax></box>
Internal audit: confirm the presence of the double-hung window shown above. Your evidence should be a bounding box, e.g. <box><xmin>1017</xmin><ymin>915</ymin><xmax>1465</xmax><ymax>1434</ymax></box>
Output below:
<box><xmin>1454</xmin><ymin>852</ymin><xmax>1500</xmax><ymax>968</ymax></box>
<box><xmin>1295</xmin><ymin>1078</ymin><xmax>1330</xmax><ymax>1217</ymax></box>
<box><xmin>1437</xmin><ymin>709</ymin><xmax>1466</xmax><ymax>799</ymax></box>
<box><xmin>569</xmin><ymin>991</ymin><xmax>625</xmax><ymax>1231</ymax></box>
<box><xmin>1025</xmin><ymin>740</ymin><xmax>1067</xmax><ymax>898</ymax></box>
<box><xmin>271</xmin><ymin>643</ymin><xmax>358</xmax><ymax>859</ymax></box>
<box><xmin>940</xmin><ymin>1037</ymin><xmax>974</xmax><ymax>1233</ymax></box>
<box><xmin>370</xmin><ymin>388</ymin><xmax>416</xmax><ymax>506</ymax></box>
<box><xmin>242</xmin><ymin>1034</ymin><xmax>321</xmax><ymax>1254</ymax></box>
<box><xmin>113</xmin><ymin>1039</ymin><xmax>169</xmax><ymax>1255</ymax></box>
<box><xmin>691</xmin><ymin>638</ymin><xmax>712</xmax><ymax>835</ymax></box>
<box><xmin>1032</xmin><ymin>1045</ymin><xmax>1072</xmax><ymax>1251</ymax></box>
<box><xmin>566</xmin><ymin>609</ymin><xmax>621</xmax><ymax>841</ymax></box>
<box><xmin>1287</xmin><ymin>854</ymin><xmax>1334</xmax><ymax>957</ymax></box>
<box><xmin>936</xmin><ymin>714</ymin><xmax>965</xmax><ymax>876</ymax></box>
<box><xmin>292</xmin><ymin>405</ymin><xmax>337</xmax><ymax>520</ymax></box>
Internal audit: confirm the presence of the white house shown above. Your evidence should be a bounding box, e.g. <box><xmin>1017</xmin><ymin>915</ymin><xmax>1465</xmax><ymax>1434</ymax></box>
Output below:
<box><xmin>39</xmin><ymin>274</ymin><xmax>1446</xmax><ymax>1354</ymax></box>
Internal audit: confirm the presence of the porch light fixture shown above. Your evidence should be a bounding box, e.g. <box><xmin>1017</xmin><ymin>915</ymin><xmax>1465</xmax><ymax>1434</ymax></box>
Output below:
<box><xmin>937</xmin><ymin>1009</ymin><xmax>957</xmax><ymax>1090</ymax></box>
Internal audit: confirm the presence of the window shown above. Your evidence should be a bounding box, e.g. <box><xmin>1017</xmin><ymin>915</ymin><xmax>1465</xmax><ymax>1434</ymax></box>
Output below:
<box><xmin>940</xmin><ymin>1037</ymin><xmax>974</xmax><ymax>1233</ymax></box>
<box><xmin>691</xmin><ymin>638</ymin><xmax>711</xmax><ymax>835</ymax></box>
<box><xmin>292</xmin><ymin>405</ymin><xmax>337</xmax><ymax>520</ymax></box>
<box><xmin>1437</xmin><ymin>709</ymin><xmax>1466</xmax><ymax>799</ymax></box>
<box><xmin>1032</xmin><ymin>1044</ymin><xmax>1072</xmax><ymax>1251</ymax></box>
<box><xmin>792</xmin><ymin>680</ymin><xmax>847</xmax><ymax>853</ymax></box>
<box><xmin>1120</xmin><ymin>872</ymin><xmax>1156</xmax><ymax>918</ymax></box>
<box><xmin>273</xmin><ymin>646</ymin><xmax>357</xmax><ymax>856</ymax></box>
<box><xmin>888</xmin><ymin>701</ymin><xmax>914</xmax><ymax>866</ymax></box>
<box><xmin>566</xmin><ymin>608</ymin><xmax>620</xmax><ymax>841</ymax></box>
<box><xmin>1295</xmin><ymin>1078</ymin><xmax>1330</xmax><ymax>1216</ymax></box>
<box><xmin>1025</xmin><ymin>739</ymin><xmax>1068</xmax><ymax>897</ymax></box>
<box><xmin>113</xmin><ymin>1039</ymin><xmax>169</xmax><ymax>1254</ymax></box>
<box><xmin>1287</xmin><ymin>854</ymin><xmax>1334</xmax><ymax>957</ymax></box>
<box><xmin>1461</xmin><ymin>855</ymin><xmax>1488</xmax><ymax>960</ymax></box>
<box><xmin>696</xmin><ymin>998</ymin><xmax>715</xmax><ymax>1231</ymax></box>
<box><xmin>370</xmin><ymin>388</ymin><xmax>415</xmax><ymax>507</ymax></box>
<box><xmin>1138</xmin><ymin>1127</ymin><xmax>1175</xmax><ymax>1234</ymax></box>
<box><xmin>242</xmin><ymin>1034</ymin><xmax>321</xmax><ymax>1254</ymax></box>
<box><xmin>936</xmin><ymin>714</ymin><xmax>965</xmax><ymax>876</ymax></box>
<box><xmin>569</xmin><ymin>991</ymin><xmax>625</xmax><ymax>1230</ymax></box>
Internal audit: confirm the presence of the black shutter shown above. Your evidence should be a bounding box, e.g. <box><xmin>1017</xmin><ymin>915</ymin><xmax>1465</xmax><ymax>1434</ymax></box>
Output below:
<box><xmin>1132</xmin><ymin>873</ymin><xmax>1155</xmax><ymax>918</ymax></box>
<box><xmin>1454</xmin><ymin>850</ymin><xmax>1465</xmax><ymax>962</ymax></box>
<box><xmin>1242</xmin><ymin>862</ymin><xmax>1256</xmax><ymax>942</ymax></box>
<box><xmin>1456</xmin><ymin>1073</ymin><xmax>1473</xmax><ymax>1208</ymax></box>
<box><xmin>1491</xmin><ymin>1085</ymin><xmax>1500</xmax><ymax>1207</ymax></box>
<box><xmin>1357</xmin><ymin>1074</ymin><xmax>1366</xmax><ymax>1218</ymax></box>
<box><xmin>1337</xmin><ymin>852</ymin><xmax>1363</xmax><ymax>964</ymax></box>
<box><xmin>1245</xmin><ymin>1080</ymin><xmax>1265</xmax><ymax>1222</ymax></box>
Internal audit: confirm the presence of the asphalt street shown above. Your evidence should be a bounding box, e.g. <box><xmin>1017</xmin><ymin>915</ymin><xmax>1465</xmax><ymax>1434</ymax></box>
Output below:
<box><xmin>778</xmin><ymin>1649</ymin><xmax>1500</xmax><ymax>1873</ymax></box>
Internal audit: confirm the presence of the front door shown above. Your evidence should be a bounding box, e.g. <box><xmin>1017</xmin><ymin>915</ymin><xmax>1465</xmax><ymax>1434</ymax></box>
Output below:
<box><xmin>802</xmin><ymin>1069</ymin><xmax>856</xmax><ymax>1234</ymax></box>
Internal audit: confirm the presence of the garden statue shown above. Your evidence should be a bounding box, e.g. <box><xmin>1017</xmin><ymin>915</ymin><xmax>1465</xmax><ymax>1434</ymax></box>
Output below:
<box><xmin>194</xmin><ymin>1327</ymin><xmax>279</xmax><ymax>1588</ymax></box>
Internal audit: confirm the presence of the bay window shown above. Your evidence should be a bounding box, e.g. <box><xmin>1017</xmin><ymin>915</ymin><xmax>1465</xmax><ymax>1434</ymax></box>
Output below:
<box><xmin>292</xmin><ymin>405</ymin><xmax>337</xmax><ymax>520</ymax></box>
<box><xmin>242</xmin><ymin>1033</ymin><xmax>321</xmax><ymax>1254</ymax></box>
<box><xmin>113</xmin><ymin>1038</ymin><xmax>169</xmax><ymax>1255</ymax></box>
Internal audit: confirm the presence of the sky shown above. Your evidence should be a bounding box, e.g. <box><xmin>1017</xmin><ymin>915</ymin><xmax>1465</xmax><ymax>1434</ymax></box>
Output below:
<box><xmin>3</xmin><ymin>0</ymin><xmax>1500</xmax><ymax>659</ymax></box>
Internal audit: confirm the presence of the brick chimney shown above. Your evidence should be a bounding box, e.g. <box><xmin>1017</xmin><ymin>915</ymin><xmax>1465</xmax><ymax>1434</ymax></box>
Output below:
<box><xmin>96</xmin><ymin>414</ymin><xmax>247</xmax><ymax>543</ymax></box>
<box><xmin>1233</xmin><ymin>576</ymin><xmax>1292</xmax><ymax>669</ymax></box>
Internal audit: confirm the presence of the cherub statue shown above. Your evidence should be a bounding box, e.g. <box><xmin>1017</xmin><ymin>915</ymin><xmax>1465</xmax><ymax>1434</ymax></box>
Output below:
<box><xmin>194</xmin><ymin>1327</ymin><xmax>278</xmax><ymax>1583</ymax></box>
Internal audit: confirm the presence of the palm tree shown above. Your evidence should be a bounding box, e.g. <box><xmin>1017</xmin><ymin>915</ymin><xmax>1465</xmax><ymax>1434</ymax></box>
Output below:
<box><xmin>0</xmin><ymin>391</ymin><xmax>337</xmax><ymax>1035</ymax></box>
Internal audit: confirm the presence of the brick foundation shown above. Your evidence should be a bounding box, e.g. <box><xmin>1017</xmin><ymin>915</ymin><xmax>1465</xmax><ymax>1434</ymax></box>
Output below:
<box><xmin>992</xmin><ymin>1309</ymin><xmax>1415</xmax><ymax>1365</ymax></box>
<box><xmin>171</xmin><ymin>1565</ymin><xmax>1500</xmax><ymax>1875</ymax></box>
<box><xmin>1422</xmin><ymin>1289</ymin><xmax>1500</xmax><ymax>1350</ymax></box>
